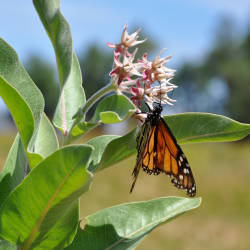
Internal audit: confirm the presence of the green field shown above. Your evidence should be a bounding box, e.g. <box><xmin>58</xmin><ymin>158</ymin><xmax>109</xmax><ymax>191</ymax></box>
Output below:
<box><xmin>1</xmin><ymin>133</ymin><xmax>250</xmax><ymax>250</ymax></box>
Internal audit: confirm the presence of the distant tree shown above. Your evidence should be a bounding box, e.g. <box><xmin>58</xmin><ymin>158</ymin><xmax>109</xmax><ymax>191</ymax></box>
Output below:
<box><xmin>78</xmin><ymin>45</ymin><xmax>112</xmax><ymax>100</ymax></box>
<box><xmin>176</xmin><ymin>18</ymin><xmax>250</xmax><ymax>123</ymax></box>
<box><xmin>242</xmin><ymin>26</ymin><xmax>250</xmax><ymax>60</ymax></box>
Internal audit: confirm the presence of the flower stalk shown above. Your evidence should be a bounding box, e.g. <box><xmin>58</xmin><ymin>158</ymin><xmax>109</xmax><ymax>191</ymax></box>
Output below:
<box><xmin>66</xmin><ymin>23</ymin><xmax>177</xmax><ymax>143</ymax></box>
<box><xmin>81</xmin><ymin>81</ymin><xmax>117</xmax><ymax>118</ymax></box>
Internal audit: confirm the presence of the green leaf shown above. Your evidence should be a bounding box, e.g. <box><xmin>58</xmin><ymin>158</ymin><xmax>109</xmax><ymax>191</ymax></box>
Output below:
<box><xmin>0</xmin><ymin>76</ymin><xmax>33</xmax><ymax>148</ymax></box>
<box><xmin>33</xmin><ymin>204</ymin><xmax>79</xmax><ymax>250</ymax></box>
<box><xmin>0</xmin><ymin>38</ymin><xmax>44</xmax><ymax>167</ymax></box>
<box><xmin>164</xmin><ymin>112</ymin><xmax>250</xmax><ymax>144</ymax></box>
<box><xmin>66</xmin><ymin>197</ymin><xmax>201</xmax><ymax>250</ymax></box>
<box><xmin>28</xmin><ymin>113</ymin><xmax>59</xmax><ymax>168</ymax></box>
<box><xmin>97</xmin><ymin>129</ymin><xmax>137</xmax><ymax>172</ymax></box>
<box><xmin>89</xmin><ymin>95</ymin><xmax>135</xmax><ymax>124</ymax></box>
<box><xmin>34</xmin><ymin>113</ymin><xmax>59</xmax><ymax>159</ymax></box>
<box><xmin>86</xmin><ymin>135</ymin><xmax>120</xmax><ymax>173</ymax></box>
<box><xmin>33</xmin><ymin>0</ymin><xmax>86</xmax><ymax>134</ymax></box>
<box><xmin>0</xmin><ymin>145</ymin><xmax>93</xmax><ymax>250</ymax></box>
<box><xmin>0</xmin><ymin>135</ymin><xmax>26</xmax><ymax>206</ymax></box>
<box><xmin>84</xmin><ymin>112</ymin><xmax>250</xmax><ymax>173</ymax></box>
<box><xmin>71</xmin><ymin>122</ymin><xmax>97</xmax><ymax>141</ymax></box>
<box><xmin>53</xmin><ymin>55</ymin><xmax>85</xmax><ymax>134</ymax></box>
<box><xmin>85</xmin><ymin>129</ymin><xmax>137</xmax><ymax>173</ymax></box>
<box><xmin>70</xmin><ymin>95</ymin><xmax>136</xmax><ymax>142</ymax></box>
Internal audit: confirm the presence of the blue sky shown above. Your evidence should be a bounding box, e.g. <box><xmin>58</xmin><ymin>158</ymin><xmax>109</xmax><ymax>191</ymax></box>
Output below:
<box><xmin>1</xmin><ymin>0</ymin><xmax>249</xmax><ymax>65</ymax></box>
<box><xmin>0</xmin><ymin>0</ymin><xmax>250</xmax><ymax>114</ymax></box>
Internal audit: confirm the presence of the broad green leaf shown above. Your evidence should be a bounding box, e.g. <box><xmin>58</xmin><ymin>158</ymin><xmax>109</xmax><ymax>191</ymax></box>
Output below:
<box><xmin>53</xmin><ymin>55</ymin><xmax>85</xmax><ymax>134</ymax></box>
<box><xmin>70</xmin><ymin>95</ymin><xmax>136</xmax><ymax>142</ymax></box>
<box><xmin>84</xmin><ymin>129</ymin><xmax>137</xmax><ymax>173</ymax></box>
<box><xmin>0</xmin><ymin>135</ymin><xmax>26</xmax><ymax>206</ymax></box>
<box><xmin>33</xmin><ymin>0</ymin><xmax>86</xmax><ymax>134</ymax></box>
<box><xmin>164</xmin><ymin>112</ymin><xmax>250</xmax><ymax>144</ymax></box>
<box><xmin>89</xmin><ymin>95</ymin><xmax>135</xmax><ymax>124</ymax></box>
<box><xmin>97</xmin><ymin>129</ymin><xmax>137</xmax><ymax>172</ymax></box>
<box><xmin>70</xmin><ymin>122</ymin><xmax>97</xmax><ymax>141</ymax></box>
<box><xmin>0</xmin><ymin>38</ymin><xmax>44</xmax><ymax>167</ymax></box>
<box><xmin>0</xmin><ymin>76</ymin><xmax>33</xmax><ymax>148</ymax></box>
<box><xmin>33</xmin><ymin>204</ymin><xmax>78</xmax><ymax>250</ymax></box>
<box><xmin>0</xmin><ymin>145</ymin><xmax>93</xmax><ymax>250</ymax></box>
<box><xmin>86</xmin><ymin>135</ymin><xmax>120</xmax><ymax>173</ymax></box>
<box><xmin>28</xmin><ymin>113</ymin><xmax>59</xmax><ymax>168</ymax></box>
<box><xmin>34</xmin><ymin>113</ymin><xmax>59</xmax><ymax>160</ymax></box>
<box><xmin>66</xmin><ymin>197</ymin><xmax>201</xmax><ymax>250</ymax></box>
<box><xmin>84</xmin><ymin>112</ymin><xmax>250</xmax><ymax>173</ymax></box>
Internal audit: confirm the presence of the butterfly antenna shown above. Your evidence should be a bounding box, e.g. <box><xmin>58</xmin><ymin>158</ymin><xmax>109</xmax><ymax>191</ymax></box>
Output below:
<box><xmin>160</xmin><ymin>81</ymin><xmax>162</xmax><ymax>106</ymax></box>
<box><xmin>159</xmin><ymin>81</ymin><xmax>162</xmax><ymax>109</ymax></box>
<box><xmin>144</xmin><ymin>82</ymin><xmax>151</xmax><ymax>112</ymax></box>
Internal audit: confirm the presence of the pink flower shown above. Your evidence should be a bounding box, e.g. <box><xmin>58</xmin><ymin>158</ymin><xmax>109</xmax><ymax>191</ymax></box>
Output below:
<box><xmin>130</xmin><ymin>79</ymin><xmax>144</xmax><ymax>107</ymax></box>
<box><xmin>146</xmin><ymin>82</ymin><xmax>177</xmax><ymax>105</ymax></box>
<box><xmin>107</xmin><ymin>23</ymin><xmax>146</xmax><ymax>57</ymax></box>
<box><xmin>129</xmin><ymin>79</ymin><xmax>176</xmax><ymax>109</ymax></box>
<box><xmin>107</xmin><ymin>23</ymin><xmax>178</xmax><ymax>113</ymax></box>
<box><xmin>109</xmin><ymin>49</ymin><xmax>142</xmax><ymax>85</ymax></box>
<box><xmin>138</xmin><ymin>51</ymin><xmax>176</xmax><ymax>86</ymax></box>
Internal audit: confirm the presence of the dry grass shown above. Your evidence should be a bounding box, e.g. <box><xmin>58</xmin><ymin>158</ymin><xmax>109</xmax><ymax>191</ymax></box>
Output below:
<box><xmin>80</xmin><ymin>142</ymin><xmax>250</xmax><ymax>250</ymax></box>
<box><xmin>1</xmin><ymin>133</ymin><xmax>250</xmax><ymax>249</ymax></box>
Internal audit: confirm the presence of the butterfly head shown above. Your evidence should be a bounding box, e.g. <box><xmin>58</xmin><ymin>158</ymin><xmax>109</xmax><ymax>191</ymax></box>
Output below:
<box><xmin>152</xmin><ymin>103</ymin><xmax>163</xmax><ymax>116</ymax></box>
<box><xmin>146</xmin><ymin>103</ymin><xmax>163</xmax><ymax>124</ymax></box>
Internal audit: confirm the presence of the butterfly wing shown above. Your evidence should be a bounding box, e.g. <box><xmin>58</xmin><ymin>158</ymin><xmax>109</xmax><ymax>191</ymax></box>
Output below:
<box><xmin>155</xmin><ymin>117</ymin><xmax>196</xmax><ymax>196</ymax></box>
<box><xmin>130</xmin><ymin>120</ymin><xmax>153</xmax><ymax>193</ymax></box>
<box><xmin>131</xmin><ymin>113</ymin><xmax>196</xmax><ymax>197</ymax></box>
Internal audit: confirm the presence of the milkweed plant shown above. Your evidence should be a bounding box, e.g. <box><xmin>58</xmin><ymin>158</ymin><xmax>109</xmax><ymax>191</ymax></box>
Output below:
<box><xmin>0</xmin><ymin>1</ymin><xmax>249</xmax><ymax>249</ymax></box>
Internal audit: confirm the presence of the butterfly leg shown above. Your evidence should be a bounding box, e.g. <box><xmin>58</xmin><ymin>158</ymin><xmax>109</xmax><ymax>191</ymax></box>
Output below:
<box><xmin>130</xmin><ymin>158</ymin><xmax>142</xmax><ymax>193</ymax></box>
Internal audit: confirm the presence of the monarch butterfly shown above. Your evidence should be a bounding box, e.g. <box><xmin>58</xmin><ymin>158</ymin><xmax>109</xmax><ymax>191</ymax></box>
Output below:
<box><xmin>130</xmin><ymin>104</ymin><xmax>196</xmax><ymax>197</ymax></box>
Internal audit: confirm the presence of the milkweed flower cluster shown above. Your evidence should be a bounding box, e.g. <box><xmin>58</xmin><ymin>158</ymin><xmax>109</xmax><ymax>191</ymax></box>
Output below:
<box><xmin>107</xmin><ymin>23</ymin><xmax>177</xmax><ymax>110</ymax></box>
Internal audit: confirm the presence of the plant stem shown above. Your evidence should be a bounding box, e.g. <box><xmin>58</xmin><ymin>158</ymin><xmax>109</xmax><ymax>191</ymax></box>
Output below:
<box><xmin>64</xmin><ymin>81</ymin><xmax>116</xmax><ymax>145</ymax></box>
<box><xmin>81</xmin><ymin>82</ymin><xmax>116</xmax><ymax>118</ymax></box>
